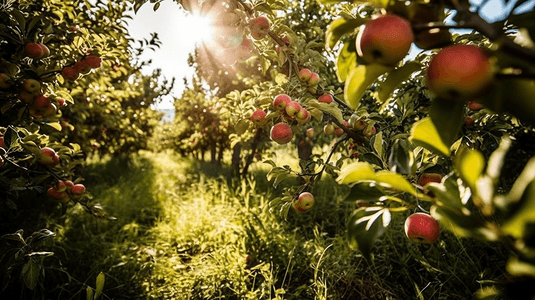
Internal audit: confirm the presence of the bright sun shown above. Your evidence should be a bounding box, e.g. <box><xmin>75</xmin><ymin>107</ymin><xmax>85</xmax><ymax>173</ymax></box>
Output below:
<box><xmin>183</xmin><ymin>15</ymin><xmax>214</xmax><ymax>45</ymax></box>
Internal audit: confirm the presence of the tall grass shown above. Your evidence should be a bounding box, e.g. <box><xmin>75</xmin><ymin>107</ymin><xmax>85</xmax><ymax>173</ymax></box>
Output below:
<box><xmin>44</xmin><ymin>150</ymin><xmax>512</xmax><ymax>299</ymax></box>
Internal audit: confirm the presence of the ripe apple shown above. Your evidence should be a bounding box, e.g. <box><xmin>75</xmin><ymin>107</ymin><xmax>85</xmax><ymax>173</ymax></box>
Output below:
<box><xmin>298</xmin><ymin>69</ymin><xmax>312</xmax><ymax>82</ymax></box>
<box><xmin>464</xmin><ymin>116</ymin><xmax>474</xmax><ymax>126</ymax></box>
<box><xmin>39</xmin><ymin>44</ymin><xmax>50</xmax><ymax>57</ymax></box>
<box><xmin>296</xmin><ymin>108</ymin><xmax>309</xmax><ymax>120</ymax></box>
<box><xmin>273</xmin><ymin>94</ymin><xmax>291</xmax><ymax>111</ymax></box>
<box><xmin>318</xmin><ymin>94</ymin><xmax>333</xmax><ymax>104</ymax></box>
<box><xmin>427</xmin><ymin>45</ymin><xmax>494</xmax><ymax>100</ymax></box>
<box><xmin>324</xmin><ymin>124</ymin><xmax>335</xmax><ymax>135</ymax></box>
<box><xmin>293</xmin><ymin>192</ymin><xmax>315</xmax><ymax>212</ymax></box>
<box><xmin>356</xmin><ymin>14</ymin><xmax>414</xmax><ymax>66</ymax></box>
<box><xmin>39</xmin><ymin>147</ymin><xmax>59</xmax><ymax>166</ymax></box>
<box><xmin>404</xmin><ymin>212</ymin><xmax>440</xmax><ymax>243</ymax></box>
<box><xmin>72</xmin><ymin>184</ymin><xmax>86</xmax><ymax>198</ymax></box>
<box><xmin>33</xmin><ymin>95</ymin><xmax>51</xmax><ymax>108</ymax></box>
<box><xmin>250</xmin><ymin>16</ymin><xmax>270</xmax><ymax>40</ymax></box>
<box><xmin>0</xmin><ymin>73</ymin><xmax>13</xmax><ymax>89</ymax></box>
<box><xmin>363</xmin><ymin>124</ymin><xmax>376</xmax><ymax>137</ymax></box>
<box><xmin>468</xmin><ymin>101</ymin><xmax>484</xmax><ymax>111</ymax></box>
<box><xmin>285</xmin><ymin>101</ymin><xmax>302</xmax><ymax>117</ymax></box>
<box><xmin>22</xmin><ymin>79</ymin><xmax>40</xmax><ymax>93</ymax></box>
<box><xmin>306</xmin><ymin>128</ymin><xmax>314</xmax><ymax>138</ymax></box>
<box><xmin>84</xmin><ymin>55</ymin><xmax>102</xmax><ymax>68</ymax></box>
<box><xmin>250</xmin><ymin>109</ymin><xmax>267</xmax><ymax>124</ymax></box>
<box><xmin>0</xmin><ymin>136</ymin><xmax>4</xmax><ymax>148</ymax></box>
<box><xmin>74</xmin><ymin>61</ymin><xmax>92</xmax><ymax>74</ymax></box>
<box><xmin>57</xmin><ymin>98</ymin><xmax>66</xmax><ymax>108</ymax></box>
<box><xmin>24</xmin><ymin>43</ymin><xmax>45</xmax><ymax>59</ymax></box>
<box><xmin>41</xmin><ymin>103</ymin><xmax>57</xmax><ymax>118</ymax></box>
<box><xmin>64</xmin><ymin>180</ymin><xmax>75</xmax><ymax>190</ymax></box>
<box><xmin>334</xmin><ymin>128</ymin><xmax>344</xmax><ymax>136</ymax></box>
<box><xmin>55</xmin><ymin>181</ymin><xmax>67</xmax><ymax>192</ymax></box>
<box><xmin>308</xmin><ymin>72</ymin><xmax>320</xmax><ymax>85</ymax></box>
<box><xmin>418</xmin><ymin>173</ymin><xmax>443</xmax><ymax>188</ymax></box>
<box><xmin>237</xmin><ymin>38</ymin><xmax>254</xmax><ymax>60</ymax></box>
<box><xmin>62</xmin><ymin>67</ymin><xmax>79</xmax><ymax>81</ymax></box>
<box><xmin>270</xmin><ymin>122</ymin><xmax>293</xmax><ymax>144</ymax></box>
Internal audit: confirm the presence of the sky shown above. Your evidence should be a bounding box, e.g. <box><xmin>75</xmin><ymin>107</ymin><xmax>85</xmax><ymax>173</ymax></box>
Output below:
<box><xmin>125</xmin><ymin>0</ymin><xmax>535</xmax><ymax>110</ymax></box>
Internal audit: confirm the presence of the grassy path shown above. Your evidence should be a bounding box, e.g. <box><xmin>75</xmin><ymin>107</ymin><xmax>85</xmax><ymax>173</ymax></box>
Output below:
<box><xmin>50</xmin><ymin>150</ymin><xmax>512</xmax><ymax>300</ymax></box>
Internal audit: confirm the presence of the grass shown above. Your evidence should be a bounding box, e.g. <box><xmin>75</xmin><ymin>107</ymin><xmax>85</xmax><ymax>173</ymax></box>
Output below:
<box><xmin>30</xmin><ymin>149</ymin><xmax>514</xmax><ymax>299</ymax></box>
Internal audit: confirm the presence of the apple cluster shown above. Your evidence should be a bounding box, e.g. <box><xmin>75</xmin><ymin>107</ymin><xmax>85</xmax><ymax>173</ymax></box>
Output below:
<box><xmin>62</xmin><ymin>55</ymin><xmax>102</xmax><ymax>81</ymax></box>
<box><xmin>24</xmin><ymin>42</ymin><xmax>50</xmax><ymax>59</ymax></box>
<box><xmin>298</xmin><ymin>68</ymin><xmax>320</xmax><ymax>94</ymax></box>
<box><xmin>47</xmin><ymin>180</ymin><xmax>86</xmax><ymax>204</ymax></box>
<box><xmin>265</xmin><ymin>94</ymin><xmax>312</xmax><ymax>145</ymax></box>
<box><xmin>357</xmin><ymin>13</ymin><xmax>494</xmax><ymax>101</ymax></box>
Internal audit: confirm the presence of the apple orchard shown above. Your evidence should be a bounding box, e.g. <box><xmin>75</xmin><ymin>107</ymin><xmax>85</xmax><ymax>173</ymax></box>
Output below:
<box><xmin>2</xmin><ymin>0</ymin><xmax>535</xmax><ymax>299</ymax></box>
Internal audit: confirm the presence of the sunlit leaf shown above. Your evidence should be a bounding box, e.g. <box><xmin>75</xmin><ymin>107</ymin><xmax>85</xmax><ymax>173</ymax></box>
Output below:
<box><xmin>455</xmin><ymin>147</ymin><xmax>485</xmax><ymax>190</ymax></box>
<box><xmin>378</xmin><ymin>62</ymin><xmax>422</xmax><ymax>103</ymax></box>
<box><xmin>344</xmin><ymin>64</ymin><xmax>392</xmax><ymax>109</ymax></box>
<box><xmin>325</xmin><ymin>18</ymin><xmax>367</xmax><ymax>50</ymax></box>
<box><xmin>95</xmin><ymin>272</ymin><xmax>105</xmax><ymax>299</ymax></box>
<box><xmin>336</xmin><ymin>41</ymin><xmax>357</xmax><ymax>82</ymax></box>
<box><xmin>502</xmin><ymin>179</ymin><xmax>535</xmax><ymax>238</ymax></box>
<box><xmin>409</xmin><ymin>118</ymin><xmax>450</xmax><ymax>157</ymax></box>
<box><xmin>506</xmin><ymin>256</ymin><xmax>535</xmax><ymax>277</ymax></box>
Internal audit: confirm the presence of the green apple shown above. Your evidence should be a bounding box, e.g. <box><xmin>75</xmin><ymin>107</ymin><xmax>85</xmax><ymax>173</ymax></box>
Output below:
<box><xmin>0</xmin><ymin>73</ymin><xmax>13</xmax><ymax>89</ymax></box>
<box><xmin>293</xmin><ymin>192</ymin><xmax>315</xmax><ymax>212</ymax></box>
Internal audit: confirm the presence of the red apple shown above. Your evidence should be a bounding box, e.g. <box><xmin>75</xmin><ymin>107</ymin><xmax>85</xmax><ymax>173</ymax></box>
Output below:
<box><xmin>0</xmin><ymin>136</ymin><xmax>4</xmax><ymax>148</ymax></box>
<box><xmin>250</xmin><ymin>110</ymin><xmax>267</xmax><ymax>124</ymax></box>
<box><xmin>418</xmin><ymin>173</ymin><xmax>443</xmax><ymax>188</ymax></box>
<box><xmin>270</xmin><ymin>122</ymin><xmax>293</xmax><ymax>144</ymax></box>
<box><xmin>464</xmin><ymin>116</ymin><xmax>474</xmax><ymax>126</ymax></box>
<box><xmin>468</xmin><ymin>101</ymin><xmax>484</xmax><ymax>111</ymax></box>
<box><xmin>285</xmin><ymin>101</ymin><xmax>302</xmax><ymax>117</ymax></box>
<box><xmin>39</xmin><ymin>147</ymin><xmax>59</xmax><ymax>166</ymax></box>
<box><xmin>427</xmin><ymin>45</ymin><xmax>494</xmax><ymax>100</ymax></box>
<box><xmin>308</xmin><ymin>72</ymin><xmax>320</xmax><ymax>85</ymax></box>
<box><xmin>334</xmin><ymin>128</ymin><xmax>344</xmax><ymax>136</ymax></box>
<box><xmin>74</xmin><ymin>61</ymin><xmax>92</xmax><ymax>74</ymax></box>
<box><xmin>356</xmin><ymin>14</ymin><xmax>413</xmax><ymax>66</ymax></box>
<box><xmin>62</xmin><ymin>67</ymin><xmax>79</xmax><ymax>81</ymax></box>
<box><xmin>84</xmin><ymin>55</ymin><xmax>102</xmax><ymax>68</ymax></box>
<box><xmin>318</xmin><ymin>94</ymin><xmax>333</xmax><ymax>104</ymax></box>
<box><xmin>250</xmin><ymin>16</ymin><xmax>270</xmax><ymax>40</ymax></box>
<box><xmin>72</xmin><ymin>184</ymin><xmax>86</xmax><ymax>197</ymax></box>
<box><xmin>273</xmin><ymin>94</ymin><xmax>291</xmax><ymax>111</ymax></box>
<box><xmin>298</xmin><ymin>69</ymin><xmax>312</xmax><ymax>82</ymax></box>
<box><xmin>363</xmin><ymin>124</ymin><xmax>376</xmax><ymax>137</ymax></box>
<box><xmin>33</xmin><ymin>95</ymin><xmax>51</xmax><ymax>108</ymax></box>
<box><xmin>404</xmin><ymin>213</ymin><xmax>440</xmax><ymax>243</ymax></box>
<box><xmin>293</xmin><ymin>192</ymin><xmax>315</xmax><ymax>212</ymax></box>
<box><xmin>24</xmin><ymin>43</ymin><xmax>44</xmax><ymax>59</ymax></box>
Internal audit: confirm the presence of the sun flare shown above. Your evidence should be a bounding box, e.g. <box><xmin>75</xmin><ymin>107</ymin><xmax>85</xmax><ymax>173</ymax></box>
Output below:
<box><xmin>184</xmin><ymin>14</ymin><xmax>214</xmax><ymax>45</ymax></box>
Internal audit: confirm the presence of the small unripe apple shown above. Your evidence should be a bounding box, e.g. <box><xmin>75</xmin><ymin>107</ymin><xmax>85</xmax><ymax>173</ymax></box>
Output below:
<box><xmin>84</xmin><ymin>55</ymin><xmax>102</xmax><ymax>68</ymax></box>
<box><xmin>356</xmin><ymin>14</ymin><xmax>414</xmax><ymax>66</ymax></box>
<box><xmin>308</xmin><ymin>72</ymin><xmax>320</xmax><ymax>86</ymax></box>
<box><xmin>306</xmin><ymin>128</ymin><xmax>314</xmax><ymax>138</ymax></box>
<box><xmin>74</xmin><ymin>61</ymin><xmax>92</xmax><ymax>74</ymax></box>
<box><xmin>270</xmin><ymin>122</ymin><xmax>293</xmax><ymax>144</ymax></box>
<box><xmin>57</xmin><ymin>98</ymin><xmax>66</xmax><ymax>108</ymax></box>
<box><xmin>39</xmin><ymin>44</ymin><xmax>50</xmax><ymax>57</ymax></box>
<box><xmin>404</xmin><ymin>213</ymin><xmax>440</xmax><ymax>244</ymax></box>
<box><xmin>0</xmin><ymin>73</ymin><xmax>12</xmax><ymax>89</ymax></box>
<box><xmin>334</xmin><ymin>128</ymin><xmax>344</xmax><ymax>136</ymax></box>
<box><xmin>418</xmin><ymin>173</ymin><xmax>443</xmax><ymax>188</ymax></box>
<box><xmin>324</xmin><ymin>124</ymin><xmax>335</xmax><ymax>135</ymax></box>
<box><xmin>273</xmin><ymin>94</ymin><xmax>291</xmax><ymax>111</ymax></box>
<box><xmin>24</xmin><ymin>43</ymin><xmax>45</xmax><ymax>59</ymax></box>
<box><xmin>464</xmin><ymin>116</ymin><xmax>474</xmax><ymax>126</ymax></box>
<box><xmin>293</xmin><ymin>192</ymin><xmax>315</xmax><ymax>212</ymax></box>
<box><xmin>296</xmin><ymin>108</ymin><xmax>309</xmax><ymax>120</ymax></box>
<box><xmin>298</xmin><ymin>69</ymin><xmax>312</xmax><ymax>82</ymax></box>
<box><xmin>285</xmin><ymin>101</ymin><xmax>302</xmax><ymax>117</ymax></box>
<box><xmin>250</xmin><ymin>16</ymin><xmax>270</xmax><ymax>40</ymax></box>
<box><xmin>22</xmin><ymin>79</ymin><xmax>41</xmax><ymax>93</ymax></box>
<box><xmin>318</xmin><ymin>94</ymin><xmax>333</xmax><ymax>104</ymax></box>
<box><xmin>468</xmin><ymin>101</ymin><xmax>484</xmax><ymax>111</ymax></box>
<box><xmin>427</xmin><ymin>45</ymin><xmax>494</xmax><ymax>100</ymax></box>
<box><xmin>250</xmin><ymin>109</ymin><xmax>267</xmax><ymax>124</ymax></box>
<box><xmin>62</xmin><ymin>67</ymin><xmax>79</xmax><ymax>81</ymax></box>
<box><xmin>33</xmin><ymin>95</ymin><xmax>51</xmax><ymax>108</ymax></box>
<box><xmin>307</xmin><ymin>85</ymin><xmax>318</xmax><ymax>95</ymax></box>
<box><xmin>363</xmin><ymin>124</ymin><xmax>376</xmax><ymax>137</ymax></box>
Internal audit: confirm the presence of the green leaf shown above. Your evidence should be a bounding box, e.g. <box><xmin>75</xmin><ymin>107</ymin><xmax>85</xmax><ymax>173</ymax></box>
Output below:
<box><xmin>346</xmin><ymin>182</ymin><xmax>385</xmax><ymax>202</ymax></box>
<box><xmin>455</xmin><ymin>147</ymin><xmax>485</xmax><ymax>190</ymax></box>
<box><xmin>486</xmin><ymin>136</ymin><xmax>512</xmax><ymax>182</ymax></box>
<box><xmin>502</xmin><ymin>179</ymin><xmax>535</xmax><ymax>239</ymax></box>
<box><xmin>344</xmin><ymin>64</ymin><xmax>392</xmax><ymax>109</ymax></box>
<box><xmin>336</xmin><ymin>41</ymin><xmax>357</xmax><ymax>82</ymax></box>
<box><xmin>21</xmin><ymin>259</ymin><xmax>40</xmax><ymax>290</ymax></box>
<box><xmin>431</xmin><ymin>206</ymin><xmax>499</xmax><ymax>241</ymax></box>
<box><xmin>378</xmin><ymin>62</ymin><xmax>422</xmax><ymax>103</ymax></box>
<box><xmin>388</xmin><ymin>139</ymin><xmax>414</xmax><ymax>175</ymax></box>
<box><xmin>371</xmin><ymin>131</ymin><xmax>383</xmax><ymax>159</ymax></box>
<box><xmin>86</xmin><ymin>287</ymin><xmax>94</xmax><ymax>300</ymax></box>
<box><xmin>25</xmin><ymin>229</ymin><xmax>56</xmax><ymax>247</ymax></box>
<box><xmin>428</xmin><ymin>98</ymin><xmax>464</xmax><ymax>147</ymax></box>
<box><xmin>306</xmin><ymin>101</ymin><xmax>343</xmax><ymax>124</ymax></box>
<box><xmin>348</xmin><ymin>208</ymin><xmax>391</xmax><ymax>261</ymax></box>
<box><xmin>11</xmin><ymin>10</ymin><xmax>26</xmax><ymax>32</ymax></box>
<box><xmin>95</xmin><ymin>272</ymin><xmax>105</xmax><ymax>299</ymax></box>
<box><xmin>337</xmin><ymin>161</ymin><xmax>417</xmax><ymax>196</ymax></box>
<box><xmin>409</xmin><ymin>118</ymin><xmax>450</xmax><ymax>156</ymax></box>
<box><xmin>1</xmin><ymin>229</ymin><xmax>25</xmax><ymax>244</ymax></box>
<box><xmin>46</xmin><ymin>122</ymin><xmax>62</xmax><ymax>131</ymax></box>
<box><xmin>325</xmin><ymin>18</ymin><xmax>367</xmax><ymax>50</ymax></box>
<box><xmin>426</xmin><ymin>174</ymin><xmax>465</xmax><ymax>211</ymax></box>
<box><xmin>267</xmin><ymin>167</ymin><xmax>294</xmax><ymax>188</ymax></box>
<box><xmin>234</xmin><ymin>119</ymin><xmax>250</xmax><ymax>135</ymax></box>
